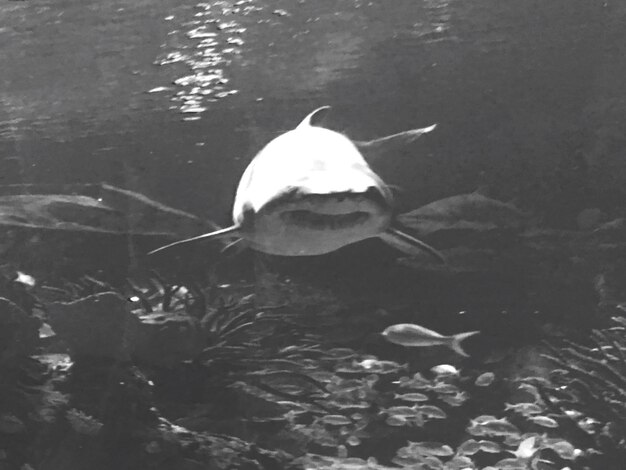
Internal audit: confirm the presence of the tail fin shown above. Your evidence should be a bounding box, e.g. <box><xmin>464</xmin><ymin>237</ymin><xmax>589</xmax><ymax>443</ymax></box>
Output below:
<box><xmin>449</xmin><ymin>330</ymin><xmax>480</xmax><ymax>357</ymax></box>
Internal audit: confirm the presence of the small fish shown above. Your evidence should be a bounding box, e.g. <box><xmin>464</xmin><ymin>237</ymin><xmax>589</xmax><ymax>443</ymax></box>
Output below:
<box><xmin>472</xmin><ymin>415</ymin><xmax>498</xmax><ymax>424</ymax></box>
<box><xmin>478</xmin><ymin>440</ymin><xmax>502</xmax><ymax>453</ymax></box>
<box><xmin>356</xmin><ymin>358</ymin><xmax>404</xmax><ymax>373</ymax></box>
<box><xmin>410</xmin><ymin>441</ymin><xmax>454</xmax><ymax>457</ymax></box>
<box><xmin>457</xmin><ymin>439</ymin><xmax>481</xmax><ymax>456</ymax></box>
<box><xmin>327</xmin><ymin>400</ymin><xmax>370</xmax><ymax>410</ymax></box>
<box><xmin>320</xmin><ymin>414</ymin><xmax>353</xmax><ymax>426</ymax></box>
<box><xmin>563</xmin><ymin>409</ymin><xmax>582</xmax><ymax>419</ymax></box>
<box><xmin>382</xmin><ymin>323</ymin><xmax>479</xmax><ymax>357</ymax></box>
<box><xmin>429</xmin><ymin>382</ymin><xmax>459</xmax><ymax>394</ymax></box>
<box><xmin>394</xmin><ymin>392</ymin><xmax>429</xmax><ymax>402</ymax></box>
<box><xmin>504</xmin><ymin>402</ymin><xmax>543</xmax><ymax>416</ymax></box>
<box><xmin>415</xmin><ymin>405</ymin><xmax>447</xmax><ymax>419</ymax></box>
<box><xmin>529</xmin><ymin>416</ymin><xmax>558</xmax><ymax>428</ymax></box>
<box><xmin>475</xmin><ymin>372</ymin><xmax>495</xmax><ymax>387</ymax></box>
<box><xmin>430</xmin><ymin>364</ymin><xmax>459</xmax><ymax>376</ymax></box>
<box><xmin>469</xmin><ymin>418</ymin><xmax>520</xmax><ymax>438</ymax></box>
<box><xmin>439</xmin><ymin>391</ymin><xmax>468</xmax><ymax>406</ymax></box>
<box><xmin>508</xmin><ymin>436</ymin><xmax>537</xmax><ymax>459</ymax></box>
<box><xmin>384</xmin><ymin>406</ymin><xmax>420</xmax><ymax>420</ymax></box>
<box><xmin>386</xmin><ymin>415</ymin><xmax>408</xmax><ymax>426</ymax></box>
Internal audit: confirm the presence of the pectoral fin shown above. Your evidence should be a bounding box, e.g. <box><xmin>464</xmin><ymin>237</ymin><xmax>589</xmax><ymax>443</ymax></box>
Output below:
<box><xmin>379</xmin><ymin>227</ymin><xmax>445</xmax><ymax>263</ymax></box>
<box><xmin>148</xmin><ymin>225</ymin><xmax>241</xmax><ymax>256</ymax></box>
<box><xmin>356</xmin><ymin>124</ymin><xmax>437</xmax><ymax>164</ymax></box>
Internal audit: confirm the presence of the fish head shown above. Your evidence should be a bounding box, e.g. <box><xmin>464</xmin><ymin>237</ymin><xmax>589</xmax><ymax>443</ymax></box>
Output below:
<box><xmin>232</xmin><ymin>115</ymin><xmax>394</xmax><ymax>256</ymax></box>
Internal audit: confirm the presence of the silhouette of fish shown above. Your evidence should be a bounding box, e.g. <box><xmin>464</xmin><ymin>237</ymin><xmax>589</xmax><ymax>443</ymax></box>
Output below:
<box><xmin>149</xmin><ymin>106</ymin><xmax>443</xmax><ymax>260</ymax></box>
<box><xmin>382</xmin><ymin>323</ymin><xmax>479</xmax><ymax>357</ymax></box>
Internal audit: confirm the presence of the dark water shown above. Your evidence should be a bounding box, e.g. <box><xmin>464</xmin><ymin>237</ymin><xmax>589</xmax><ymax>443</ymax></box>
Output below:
<box><xmin>2</xmin><ymin>0</ymin><xmax>623</xmax><ymax>226</ymax></box>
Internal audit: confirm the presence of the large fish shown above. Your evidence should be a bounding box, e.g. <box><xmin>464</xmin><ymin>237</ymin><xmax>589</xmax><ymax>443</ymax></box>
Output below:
<box><xmin>149</xmin><ymin>106</ymin><xmax>443</xmax><ymax>260</ymax></box>
<box><xmin>382</xmin><ymin>323</ymin><xmax>480</xmax><ymax>357</ymax></box>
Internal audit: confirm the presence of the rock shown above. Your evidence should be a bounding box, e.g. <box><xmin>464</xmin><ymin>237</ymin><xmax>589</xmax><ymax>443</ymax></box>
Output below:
<box><xmin>48</xmin><ymin>292</ymin><xmax>206</xmax><ymax>366</ymax></box>
<box><xmin>0</xmin><ymin>297</ymin><xmax>40</xmax><ymax>365</ymax></box>
<box><xmin>47</xmin><ymin>292</ymin><xmax>140</xmax><ymax>361</ymax></box>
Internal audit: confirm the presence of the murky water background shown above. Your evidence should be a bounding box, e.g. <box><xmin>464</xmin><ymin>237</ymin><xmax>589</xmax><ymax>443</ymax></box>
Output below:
<box><xmin>2</xmin><ymin>0</ymin><xmax>623</xmax><ymax>228</ymax></box>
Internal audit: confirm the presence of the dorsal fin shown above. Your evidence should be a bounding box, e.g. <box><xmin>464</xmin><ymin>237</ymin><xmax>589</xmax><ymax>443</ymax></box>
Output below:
<box><xmin>296</xmin><ymin>106</ymin><xmax>332</xmax><ymax>129</ymax></box>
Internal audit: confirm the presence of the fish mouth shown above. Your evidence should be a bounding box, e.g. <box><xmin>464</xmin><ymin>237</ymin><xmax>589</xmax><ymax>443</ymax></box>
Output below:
<box><xmin>280</xmin><ymin>210</ymin><xmax>370</xmax><ymax>229</ymax></box>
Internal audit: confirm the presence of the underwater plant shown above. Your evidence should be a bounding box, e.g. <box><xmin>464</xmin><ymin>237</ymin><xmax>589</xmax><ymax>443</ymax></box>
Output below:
<box><xmin>527</xmin><ymin>314</ymin><xmax>626</xmax><ymax>468</ymax></box>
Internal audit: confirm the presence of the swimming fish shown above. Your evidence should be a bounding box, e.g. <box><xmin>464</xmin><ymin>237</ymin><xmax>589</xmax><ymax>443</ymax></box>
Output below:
<box><xmin>474</xmin><ymin>371</ymin><xmax>495</xmax><ymax>387</ymax></box>
<box><xmin>148</xmin><ymin>106</ymin><xmax>443</xmax><ymax>260</ymax></box>
<box><xmin>394</xmin><ymin>392</ymin><xmax>429</xmax><ymax>402</ymax></box>
<box><xmin>430</xmin><ymin>364</ymin><xmax>459</xmax><ymax>376</ymax></box>
<box><xmin>382</xmin><ymin>323</ymin><xmax>480</xmax><ymax>357</ymax></box>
